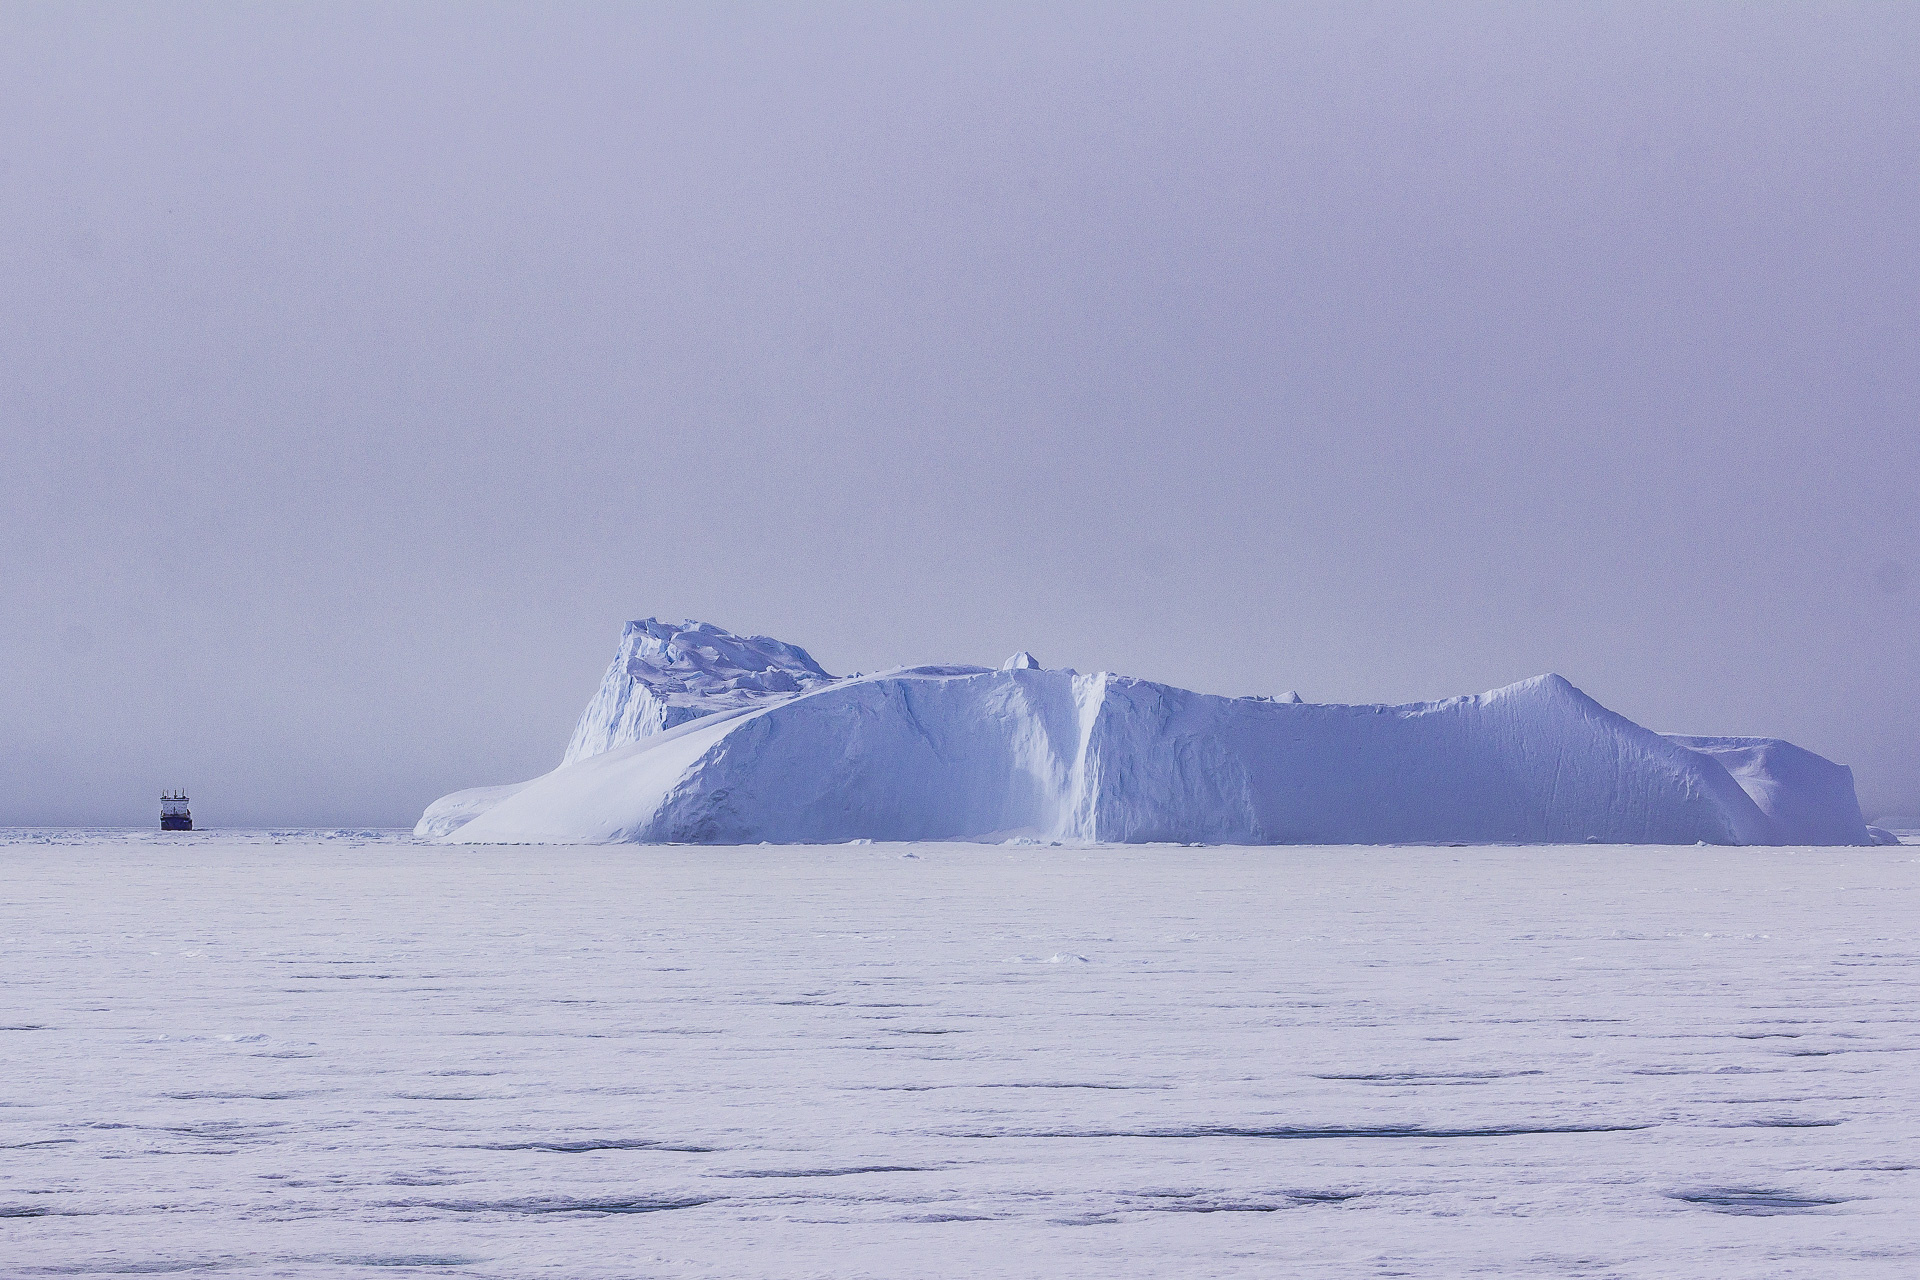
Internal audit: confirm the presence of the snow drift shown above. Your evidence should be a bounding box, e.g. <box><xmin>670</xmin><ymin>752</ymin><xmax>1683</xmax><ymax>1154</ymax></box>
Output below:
<box><xmin>421</xmin><ymin>619</ymin><xmax>1874</xmax><ymax>846</ymax></box>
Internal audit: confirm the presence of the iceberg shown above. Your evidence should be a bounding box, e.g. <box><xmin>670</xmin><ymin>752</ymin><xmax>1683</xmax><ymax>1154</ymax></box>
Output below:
<box><xmin>421</xmin><ymin>619</ymin><xmax>1875</xmax><ymax>846</ymax></box>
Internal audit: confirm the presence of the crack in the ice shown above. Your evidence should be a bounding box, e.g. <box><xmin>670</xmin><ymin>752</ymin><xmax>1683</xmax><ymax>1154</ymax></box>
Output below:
<box><xmin>162</xmin><ymin>1091</ymin><xmax>324</xmax><ymax>1101</ymax></box>
<box><xmin>1315</xmin><ymin>1070</ymin><xmax>1545</xmax><ymax>1084</ymax></box>
<box><xmin>151</xmin><ymin>1121</ymin><xmax>287</xmax><ymax>1144</ymax></box>
<box><xmin>1669</xmin><ymin>1188</ymin><xmax>1848</xmax><ymax>1215</ymax></box>
<box><xmin>467</xmin><ymin>1137</ymin><xmax>715</xmax><ymax>1153</ymax></box>
<box><xmin>1130</xmin><ymin>1189</ymin><xmax>1363</xmax><ymax>1213</ymax></box>
<box><xmin>977</xmin><ymin>1082</ymin><xmax>1173</xmax><ymax>1090</ymax></box>
<box><xmin>408</xmin><ymin>1195</ymin><xmax>712</xmax><ymax>1215</ymax></box>
<box><xmin>320</xmin><ymin>1258</ymin><xmax>479</xmax><ymax>1269</ymax></box>
<box><xmin>715</xmin><ymin>1166</ymin><xmax>939</xmax><ymax>1178</ymax></box>
<box><xmin>949</xmin><ymin>1123</ymin><xmax>1651</xmax><ymax>1140</ymax></box>
<box><xmin>284</xmin><ymin>973</ymin><xmax>416</xmax><ymax>980</ymax></box>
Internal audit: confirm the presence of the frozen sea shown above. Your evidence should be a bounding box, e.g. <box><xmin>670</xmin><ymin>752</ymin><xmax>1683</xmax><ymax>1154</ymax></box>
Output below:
<box><xmin>3</xmin><ymin>831</ymin><xmax>1918</xmax><ymax>1278</ymax></box>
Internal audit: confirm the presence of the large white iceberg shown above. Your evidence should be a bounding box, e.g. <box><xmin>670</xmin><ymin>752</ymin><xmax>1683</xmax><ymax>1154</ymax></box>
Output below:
<box><xmin>420</xmin><ymin>618</ymin><xmax>1879</xmax><ymax>846</ymax></box>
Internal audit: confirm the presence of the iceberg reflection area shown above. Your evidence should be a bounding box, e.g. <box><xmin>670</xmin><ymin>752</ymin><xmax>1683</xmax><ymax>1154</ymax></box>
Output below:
<box><xmin>422</xmin><ymin>619</ymin><xmax>1874</xmax><ymax>846</ymax></box>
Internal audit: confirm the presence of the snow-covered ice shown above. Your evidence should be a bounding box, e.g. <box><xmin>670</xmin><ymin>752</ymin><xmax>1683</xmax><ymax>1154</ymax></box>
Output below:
<box><xmin>4</xmin><ymin>828</ymin><xmax>1917</xmax><ymax>1277</ymax></box>
<box><xmin>560</xmin><ymin>619</ymin><xmax>834</xmax><ymax>768</ymax></box>
<box><xmin>424</xmin><ymin>619</ymin><xmax>1876</xmax><ymax>846</ymax></box>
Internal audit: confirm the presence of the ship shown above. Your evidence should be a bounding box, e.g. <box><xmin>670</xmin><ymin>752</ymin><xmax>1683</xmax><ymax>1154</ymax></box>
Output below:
<box><xmin>161</xmin><ymin>791</ymin><xmax>193</xmax><ymax>832</ymax></box>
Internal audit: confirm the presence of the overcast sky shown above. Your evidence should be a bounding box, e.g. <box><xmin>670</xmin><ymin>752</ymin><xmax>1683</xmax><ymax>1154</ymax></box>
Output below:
<box><xmin>4</xmin><ymin>1</ymin><xmax>1916</xmax><ymax>827</ymax></box>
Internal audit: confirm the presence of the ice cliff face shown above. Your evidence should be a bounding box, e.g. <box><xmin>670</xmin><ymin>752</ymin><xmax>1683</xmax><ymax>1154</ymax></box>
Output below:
<box><xmin>1663</xmin><ymin>737</ymin><xmax>1872</xmax><ymax>846</ymax></box>
<box><xmin>421</xmin><ymin>620</ymin><xmax>1873</xmax><ymax>847</ymax></box>
<box><xmin>561</xmin><ymin>618</ymin><xmax>834</xmax><ymax>766</ymax></box>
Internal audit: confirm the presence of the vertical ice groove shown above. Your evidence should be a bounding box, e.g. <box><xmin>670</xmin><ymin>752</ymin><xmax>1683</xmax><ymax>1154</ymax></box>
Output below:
<box><xmin>1066</xmin><ymin>671</ymin><xmax>1110</xmax><ymax>843</ymax></box>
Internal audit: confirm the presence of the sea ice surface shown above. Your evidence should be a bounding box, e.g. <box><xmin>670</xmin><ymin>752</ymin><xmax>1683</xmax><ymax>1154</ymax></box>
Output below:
<box><xmin>3</xmin><ymin>828</ymin><xmax>1916</xmax><ymax>1277</ymax></box>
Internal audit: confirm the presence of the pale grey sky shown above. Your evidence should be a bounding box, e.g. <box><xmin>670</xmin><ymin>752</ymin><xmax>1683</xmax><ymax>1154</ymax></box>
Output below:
<box><xmin>4</xmin><ymin>2</ymin><xmax>1916</xmax><ymax>826</ymax></box>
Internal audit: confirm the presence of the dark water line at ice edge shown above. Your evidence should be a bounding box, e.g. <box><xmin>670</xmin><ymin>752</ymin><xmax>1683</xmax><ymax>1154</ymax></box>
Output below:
<box><xmin>947</xmin><ymin>1123</ymin><xmax>1656</xmax><ymax>1140</ymax></box>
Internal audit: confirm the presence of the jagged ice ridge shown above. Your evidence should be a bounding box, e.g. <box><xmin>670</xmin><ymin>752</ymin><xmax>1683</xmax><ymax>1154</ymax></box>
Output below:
<box><xmin>420</xmin><ymin>619</ymin><xmax>1887</xmax><ymax>846</ymax></box>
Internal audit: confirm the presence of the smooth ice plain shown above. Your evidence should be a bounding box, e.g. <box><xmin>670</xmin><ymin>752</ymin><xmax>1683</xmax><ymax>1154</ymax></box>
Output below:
<box><xmin>4</xmin><ymin>830</ymin><xmax>1918</xmax><ymax>1278</ymax></box>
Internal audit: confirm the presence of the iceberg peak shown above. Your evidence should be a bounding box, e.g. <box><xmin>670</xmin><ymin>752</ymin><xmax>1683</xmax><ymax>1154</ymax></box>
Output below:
<box><xmin>560</xmin><ymin>618</ymin><xmax>836</xmax><ymax>766</ymax></box>
<box><xmin>1001</xmin><ymin>651</ymin><xmax>1041</xmax><ymax>670</ymax></box>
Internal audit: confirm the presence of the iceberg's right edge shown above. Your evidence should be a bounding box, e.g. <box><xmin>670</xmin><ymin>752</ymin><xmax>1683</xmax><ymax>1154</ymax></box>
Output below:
<box><xmin>423</xmin><ymin>619</ymin><xmax>1877</xmax><ymax>847</ymax></box>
